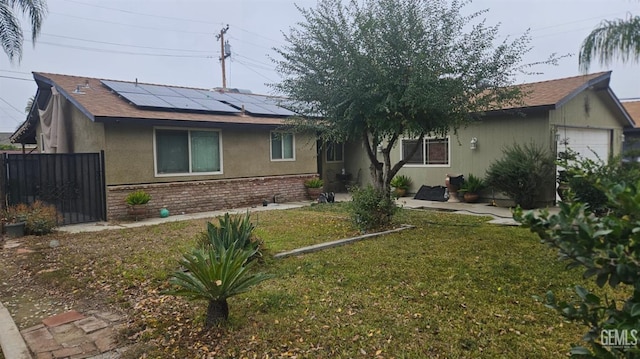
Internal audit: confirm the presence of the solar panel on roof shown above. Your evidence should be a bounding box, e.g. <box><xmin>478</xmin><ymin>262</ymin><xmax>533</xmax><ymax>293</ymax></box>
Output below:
<box><xmin>241</xmin><ymin>103</ymin><xmax>280</xmax><ymax>115</ymax></box>
<box><xmin>101</xmin><ymin>80</ymin><xmax>150</xmax><ymax>94</ymax></box>
<box><xmin>137</xmin><ymin>84</ymin><xmax>181</xmax><ymax>96</ymax></box>
<box><xmin>118</xmin><ymin>93</ymin><xmax>174</xmax><ymax>108</ymax></box>
<box><xmin>224</xmin><ymin>93</ymin><xmax>265</xmax><ymax>104</ymax></box>
<box><xmin>169</xmin><ymin>87</ymin><xmax>212</xmax><ymax>99</ymax></box>
<box><xmin>101</xmin><ymin>79</ymin><xmax>296</xmax><ymax>116</ymax></box>
<box><xmin>258</xmin><ymin>103</ymin><xmax>296</xmax><ymax>116</ymax></box>
<box><xmin>191</xmin><ymin>98</ymin><xmax>241</xmax><ymax>113</ymax></box>
<box><xmin>156</xmin><ymin>95</ymin><xmax>210</xmax><ymax>111</ymax></box>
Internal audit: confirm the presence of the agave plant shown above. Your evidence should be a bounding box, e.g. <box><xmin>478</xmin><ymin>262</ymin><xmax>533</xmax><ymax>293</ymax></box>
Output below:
<box><xmin>199</xmin><ymin>212</ymin><xmax>260</xmax><ymax>259</ymax></box>
<box><xmin>167</xmin><ymin>242</ymin><xmax>270</xmax><ymax>327</ymax></box>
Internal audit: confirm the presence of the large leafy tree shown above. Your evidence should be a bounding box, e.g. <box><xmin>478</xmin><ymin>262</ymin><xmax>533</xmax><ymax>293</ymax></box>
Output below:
<box><xmin>273</xmin><ymin>0</ymin><xmax>534</xmax><ymax>197</ymax></box>
<box><xmin>0</xmin><ymin>0</ymin><xmax>48</xmax><ymax>63</ymax></box>
<box><xmin>579</xmin><ymin>15</ymin><xmax>640</xmax><ymax>72</ymax></box>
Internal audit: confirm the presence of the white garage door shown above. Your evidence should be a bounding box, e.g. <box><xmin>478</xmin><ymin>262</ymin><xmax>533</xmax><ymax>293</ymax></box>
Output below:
<box><xmin>556</xmin><ymin>127</ymin><xmax>611</xmax><ymax>202</ymax></box>
<box><xmin>557</xmin><ymin>127</ymin><xmax>611</xmax><ymax>162</ymax></box>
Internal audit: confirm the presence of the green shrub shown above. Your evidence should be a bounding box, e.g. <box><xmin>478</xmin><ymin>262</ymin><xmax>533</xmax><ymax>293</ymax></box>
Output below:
<box><xmin>486</xmin><ymin>142</ymin><xmax>555</xmax><ymax>209</ymax></box>
<box><xmin>349</xmin><ymin>185</ymin><xmax>397</xmax><ymax>231</ymax></box>
<box><xmin>125</xmin><ymin>190</ymin><xmax>151</xmax><ymax>206</ymax></box>
<box><xmin>515</xmin><ymin>178</ymin><xmax>640</xmax><ymax>357</ymax></box>
<box><xmin>25</xmin><ymin>200</ymin><xmax>61</xmax><ymax>235</ymax></box>
<box><xmin>458</xmin><ymin>174</ymin><xmax>487</xmax><ymax>194</ymax></box>
<box><xmin>390</xmin><ymin>175</ymin><xmax>412</xmax><ymax>190</ymax></box>
<box><xmin>559</xmin><ymin>150</ymin><xmax>640</xmax><ymax>215</ymax></box>
<box><xmin>198</xmin><ymin>212</ymin><xmax>261</xmax><ymax>260</ymax></box>
<box><xmin>166</xmin><ymin>242</ymin><xmax>271</xmax><ymax>327</ymax></box>
<box><xmin>304</xmin><ymin>178</ymin><xmax>324</xmax><ymax>188</ymax></box>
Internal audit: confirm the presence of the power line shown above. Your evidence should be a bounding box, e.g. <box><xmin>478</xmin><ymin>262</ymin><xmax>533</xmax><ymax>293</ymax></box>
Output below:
<box><xmin>0</xmin><ymin>69</ymin><xmax>31</xmax><ymax>75</ymax></box>
<box><xmin>233</xmin><ymin>59</ymin><xmax>276</xmax><ymax>83</ymax></box>
<box><xmin>60</xmin><ymin>0</ymin><xmax>214</xmax><ymax>24</ymax></box>
<box><xmin>50</xmin><ymin>11</ymin><xmax>213</xmax><ymax>35</ymax></box>
<box><xmin>35</xmin><ymin>32</ymin><xmax>212</xmax><ymax>53</ymax></box>
<box><xmin>57</xmin><ymin>0</ymin><xmax>287</xmax><ymax>45</ymax></box>
<box><xmin>25</xmin><ymin>39</ymin><xmax>215</xmax><ymax>58</ymax></box>
<box><xmin>234</xmin><ymin>53</ymin><xmax>275</xmax><ymax>70</ymax></box>
<box><xmin>0</xmin><ymin>75</ymin><xmax>32</xmax><ymax>82</ymax></box>
<box><xmin>227</xmin><ymin>35</ymin><xmax>275</xmax><ymax>52</ymax></box>
<box><xmin>527</xmin><ymin>11</ymin><xmax>632</xmax><ymax>33</ymax></box>
<box><xmin>0</xmin><ymin>106</ymin><xmax>22</xmax><ymax>124</ymax></box>
<box><xmin>0</xmin><ymin>96</ymin><xmax>25</xmax><ymax>117</ymax></box>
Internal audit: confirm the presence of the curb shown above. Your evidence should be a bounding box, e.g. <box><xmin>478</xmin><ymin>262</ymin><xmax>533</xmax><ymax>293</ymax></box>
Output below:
<box><xmin>274</xmin><ymin>224</ymin><xmax>415</xmax><ymax>258</ymax></box>
<box><xmin>0</xmin><ymin>301</ymin><xmax>32</xmax><ymax>359</ymax></box>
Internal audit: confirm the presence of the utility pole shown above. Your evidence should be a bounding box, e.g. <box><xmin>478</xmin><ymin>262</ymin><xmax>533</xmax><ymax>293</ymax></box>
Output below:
<box><xmin>216</xmin><ymin>25</ymin><xmax>231</xmax><ymax>91</ymax></box>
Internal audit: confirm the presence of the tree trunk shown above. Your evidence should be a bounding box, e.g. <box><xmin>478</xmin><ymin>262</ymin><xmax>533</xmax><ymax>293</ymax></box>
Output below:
<box><xmin>205</xmin><ymin>299</ymin><xmax>229</xmax><ymax>327</ymax></box>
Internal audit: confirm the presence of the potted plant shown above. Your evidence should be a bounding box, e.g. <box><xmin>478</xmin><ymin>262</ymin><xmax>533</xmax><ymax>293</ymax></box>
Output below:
<box><xmin>2</xmin><ymin>203</ymin><xmax>29</xmax><ymax>238</ymax></box>
<box><xmin>125</xmin><ymin>190</ymin><xmax>151</xmax><ymax>220</ymax></box>
<box><xmin>304</xmin><ymin>178</ymin><xmax>324</xmax><ymax>200</ymax></box>
<box><xmin>390</xmin><ymin>175</ymin><xmax>412</xmax><ymax>197</ymax></box>
<box><xmin>458</xmin><ymin>174</ymin><xmax>487</xmax><ymax>203</ymax></box>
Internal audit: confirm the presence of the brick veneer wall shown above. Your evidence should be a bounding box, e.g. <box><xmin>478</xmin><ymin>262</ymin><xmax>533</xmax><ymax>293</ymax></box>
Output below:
<box><xmin>107</xmin><ymin>174</ymin><xmax>317</xmax><ymax>221</ymax></box>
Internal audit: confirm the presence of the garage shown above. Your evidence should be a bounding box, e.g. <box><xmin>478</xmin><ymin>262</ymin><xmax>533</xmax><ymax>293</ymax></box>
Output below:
<box><xmin>555</xmin><ymin>127</ymin><xmax>612</xmax><ymax>202</ymax></box>
<box><xmin>556</xmin><ymin>127</ymin><xmax>611</xmax><ymax>162</ymax></box>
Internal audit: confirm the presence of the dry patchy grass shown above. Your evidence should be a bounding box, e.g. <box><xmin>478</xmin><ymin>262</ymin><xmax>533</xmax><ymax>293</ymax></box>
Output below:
<box><xmin>0</xmin><ymin>204</ymin><xmax>624</xmax><ymax>358</ymax></box>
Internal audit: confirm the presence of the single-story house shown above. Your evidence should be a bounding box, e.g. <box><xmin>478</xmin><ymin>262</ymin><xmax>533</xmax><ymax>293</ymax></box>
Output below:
<box><xmin>332</xmin><ymin>71</ymin><xmax>634</xmax><ymax>206</ymax></box>
<box><xmin>11</xmin><ymin>72</ymin><xmax>318</xmax><ymax>222</ymax></box>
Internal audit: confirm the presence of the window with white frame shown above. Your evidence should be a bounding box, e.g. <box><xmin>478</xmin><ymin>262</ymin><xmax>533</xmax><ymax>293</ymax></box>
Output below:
<box><xmin>271</xmin><ymin>131</ymin><xmax>295</xmax><ymax>160</ymax></box>
<box><xmin>155</xmin><ymin>128</ymin><xmax>221</xmax><ymax>175</ymax></box>
<box><xmin>401</xmin><ymin>137</ymin><xmax>449</xmax><ymax>166</ymax></box>
<box><xmin>326</xmin><ymin>141</ymin><xmax>344</xmax><ymax>162</ymax></box>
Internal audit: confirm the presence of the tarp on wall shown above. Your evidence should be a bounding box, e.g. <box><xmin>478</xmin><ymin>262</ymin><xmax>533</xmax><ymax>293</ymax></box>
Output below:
<box><xmin>38</xmin><ymin>87</ymin><xmax>68</xmax><ymax>153</ymax></box>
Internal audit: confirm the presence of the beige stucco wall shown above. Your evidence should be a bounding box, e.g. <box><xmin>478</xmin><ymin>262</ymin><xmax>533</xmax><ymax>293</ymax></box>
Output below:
<box><xmin>345</xmin><ymin>89</ymin><xmax>628</xmax><ymax>205</ymax></box>
<box><xmin>313</xmin><ymin>140</ymin><xmax>374</xmax><ymax>192</ymax></box>
<box><xmin>386</xmin><ymin>112</ymin><xmax>550</xmax><ymax>192</ymax></box>
<box><xmin>103</xmin><ymin>123</ymin><xmax>318</xmax><ymax>185</ymax></box>
<box><xmin>34</xmin><ymin>95</ymin><xmax>106</xmax><ymax>153</ymax></box>
<box><xmin>549</xmin><ymin>89</ymin><xmax>626</xmax><ymax>156</ymax></box>
<box><xmin>33</xmin><ymin>95</ymin><xmax>318</xmax><ymax>186</ymax></box>
<box><xmin>67</xmin><ymin>105</ymin><xmax>106</xmax><ymax>152</ymax></box>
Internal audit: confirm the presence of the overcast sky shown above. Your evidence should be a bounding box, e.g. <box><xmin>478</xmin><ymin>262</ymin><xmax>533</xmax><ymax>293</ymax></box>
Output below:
<box><xmin>0</xmin><ymin>0</ymin><xmax>639</xmax><ymax>133</ymax></box>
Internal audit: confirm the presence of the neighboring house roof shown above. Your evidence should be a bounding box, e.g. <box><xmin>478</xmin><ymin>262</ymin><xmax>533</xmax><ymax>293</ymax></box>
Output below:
<box><xmin>0</xmin><ymin>132</ymin><xmax>14</xmax><ymax>145</ymax></box>
<box><xmin>623</xmin><ymin>101</ymin><xmax>640</xmax><ymax>127</ymax></box>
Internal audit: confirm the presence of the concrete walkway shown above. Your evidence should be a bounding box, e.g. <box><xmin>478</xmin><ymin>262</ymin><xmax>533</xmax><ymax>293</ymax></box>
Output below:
<box><xmin>59</xmin><ymin>194</ymin><xmax>551</xmax><ymax>234</ymax></box>
<box><xmin>1</xmin><ymin>195</ymin><xmax>554</xmax><ymax>358</ymax></box>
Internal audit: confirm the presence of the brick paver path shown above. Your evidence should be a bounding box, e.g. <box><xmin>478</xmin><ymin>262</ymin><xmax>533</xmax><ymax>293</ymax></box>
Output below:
<box><xmin>21</xmin><ymin>310</ymin><xmax>125</xmax><ymax>359</ymax></box>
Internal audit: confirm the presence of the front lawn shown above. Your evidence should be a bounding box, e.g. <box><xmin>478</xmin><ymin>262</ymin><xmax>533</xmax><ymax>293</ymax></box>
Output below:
<box><xmin>0</xmin><ymin>204</ymin><xmax>613</xmax><ymax>358</ymax></box>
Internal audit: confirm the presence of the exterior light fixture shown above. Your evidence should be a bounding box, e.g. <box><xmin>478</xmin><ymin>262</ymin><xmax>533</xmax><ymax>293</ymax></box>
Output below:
<box><xmin>470</xmin><ymin>137</ymin><xmax>478</xmax><ymax>150</ymax></box>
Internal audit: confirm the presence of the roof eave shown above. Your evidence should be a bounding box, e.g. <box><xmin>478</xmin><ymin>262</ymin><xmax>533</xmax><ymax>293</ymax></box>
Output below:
<box><xmin>554</xmin><ymin>71</ymin><xmax>612</xmax><ymax>109</ymax></box>
<box><xmin>479</xmin><ymin>104</ymin><xmax>554</xmax><ymax>117</ymax></box>
<box><xmin>606</xmin><ymin>88</ymin><xmax>636</xmax><ymax>127</ymax></box>
<box><xmin>33</xmin><ymin>72</ymin><xmax>96</xmax><ymax>122</ymax></box>
<box><xmin>95</xmin><ymin>116</ymin><xmax>287</xmax><ymax>129</ymax></box>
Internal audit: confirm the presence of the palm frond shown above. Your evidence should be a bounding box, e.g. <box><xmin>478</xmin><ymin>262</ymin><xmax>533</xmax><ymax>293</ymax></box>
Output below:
<box><xmin>0</xmin><ymin>2</ymin><xmax>23</xmax><ymax>62</ymax></box>
<box><xmin>165</xmin><ymin>243</ymin><xmax>270</xmax><ymax>302</ymax></box>
<box><xmin>0</xmin><ymin>0</ymin><xmax>47</xmax><ymax>62</ymax></box>
<box><xmin>579</xmin><ymin>15</ymin><xmax>640</xmax><ymax>72</ymax></box>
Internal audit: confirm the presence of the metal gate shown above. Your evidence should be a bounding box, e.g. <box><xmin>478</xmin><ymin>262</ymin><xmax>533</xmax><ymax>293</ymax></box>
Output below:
<box><xmin>2</xmin><ymin>152</ymin><xmax>106</xmax><ymax>224</ymax></box>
